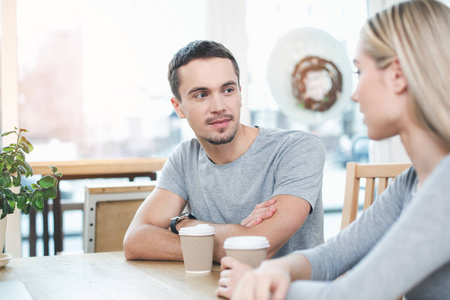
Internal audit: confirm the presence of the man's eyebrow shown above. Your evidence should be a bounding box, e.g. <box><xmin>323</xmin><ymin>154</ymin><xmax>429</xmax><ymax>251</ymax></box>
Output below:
<box><xmin>187</xmin><ymin>86</ymin><xmax>208</xmax><ymax>95</ymax></box>
<box><xmin>353</xmin><ymin>59</ymin><xmax>359</xmax><ymax>65</ymax></box>
<box><xmin>187</xmin><ymin>81</ymin><xmax>238</xmax><ymax>95</ymax></box>
<box><xmin>222</xmin><ymin>80</ymin><xmax>238</xmax><ymax>88</ymax></box>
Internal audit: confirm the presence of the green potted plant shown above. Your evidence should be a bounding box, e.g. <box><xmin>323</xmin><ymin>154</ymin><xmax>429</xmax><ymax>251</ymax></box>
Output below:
<box><xmin>0</xmin><ymin>128</ymin><xmax>62</xmax><ymax>252</ymax></box>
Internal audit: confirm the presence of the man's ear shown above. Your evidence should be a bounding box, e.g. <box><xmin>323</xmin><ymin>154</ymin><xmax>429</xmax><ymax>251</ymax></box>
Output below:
<box><xmin>239</xmin><ymin>85</ymin><xmax>243</xmax><ymax>108</ymax></box>
<box><xmin>171</xmin><ymin>97</ymin><xmax>186</xmax><ymax>119</ymax></box>
<box><xmin>390</xmin><ymin>57</ymin><xmax>408</xmax><ymax>94</ymax></box>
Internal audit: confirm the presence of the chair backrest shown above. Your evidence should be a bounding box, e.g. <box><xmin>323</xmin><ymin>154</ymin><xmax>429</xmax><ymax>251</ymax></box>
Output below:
<box><xmin>84</xmin><ymin>182</ymin><xmax>156</xmax><ymax>253</ymax></box>
<box><xmin>340</xmin><ymin>162</ymin><xmax>411</xmax><ymax>230</ymax></box>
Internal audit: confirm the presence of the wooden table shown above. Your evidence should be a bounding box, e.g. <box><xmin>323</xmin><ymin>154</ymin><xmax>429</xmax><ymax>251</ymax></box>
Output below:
<box><xmin>0</xmin><ymin>251</ymin><xmax>222</xmax><ymax>300</ymax></box>
<box><xmin>27</xmin><ymin>158</ymin><xmax>166</xmax><ymax>256</ymax></box>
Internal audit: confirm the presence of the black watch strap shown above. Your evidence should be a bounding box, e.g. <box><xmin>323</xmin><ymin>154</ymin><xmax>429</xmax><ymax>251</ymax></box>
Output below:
<box><xmin>170</xmin><ymin>212</ymin><xmax>196</xmax><ymax>234</ymax></box>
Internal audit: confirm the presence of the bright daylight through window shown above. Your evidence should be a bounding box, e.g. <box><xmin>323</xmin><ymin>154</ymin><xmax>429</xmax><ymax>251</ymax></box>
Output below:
<box><xmin>12</xmin><ymin>0</ymin><xmax>371</xmax><ymax>255</ymax></box>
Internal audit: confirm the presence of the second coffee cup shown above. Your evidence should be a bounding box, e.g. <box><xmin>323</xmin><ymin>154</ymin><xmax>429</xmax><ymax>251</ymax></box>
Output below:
<box><xmin>223</xmin><ymin>236</ymin><xmax>270</xmax><ymax>268</ymax></box>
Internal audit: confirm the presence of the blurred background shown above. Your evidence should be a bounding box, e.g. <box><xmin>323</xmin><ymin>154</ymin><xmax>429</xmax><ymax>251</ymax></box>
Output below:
<box><xmin>2</xmin><ymin>0</ymin><xmax>436</xmax><ymax>256</ymax></box>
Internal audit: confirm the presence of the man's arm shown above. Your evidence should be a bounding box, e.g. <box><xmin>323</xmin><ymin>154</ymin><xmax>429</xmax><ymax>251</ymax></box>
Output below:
<box><xmin>177</xmin><ymin>194</ymin><xmax>311</xmax><ymax>262</ymax></box>
<box><xmin>123</xmin><ymin>188</ymin><xmax>186</xmax><ymax>261</ymax></box>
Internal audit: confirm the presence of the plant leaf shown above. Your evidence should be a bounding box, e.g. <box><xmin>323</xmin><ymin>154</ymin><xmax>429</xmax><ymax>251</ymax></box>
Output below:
<box><xmin>0</xmin><ymin>173</ymin><xmax>12</xmax><ymax>188</ymax></box>
<box><xmin>16</xmin><ymin>164</ymin><xmax>27</xmax><ymax>175</ymax></box>
<box><xmin>1</xmin><ymin>197</ymin><xmax>14</xmax><ymax>216</ymax></box>
<box><xmin>2</xmin><ymin>187</ymin><xmax>14</xmax><ymax>200</ymax></box>
<box><xmin>43</xmin><ymin>186</ymin><xmax>58</xmax><ymax>199</ymax></box>
<box><xmin>35</xmin><ymin>197</ymin><xmax>44</xmax><ymax>210</ymax></box>
<box><xmin>2</xmin><ymin>146</ymin><xmax>15</xmax><ymax>152</ymax></box>
<box><xmin>19</xmin><ymin>136</ymin><xmax>34</xmax><ymax>153</ymax></box>
<box><xmin>15</xmin><ymin>152</ymin><xmax>25</xmax><ymax>162</ymax></box>
<box><xmin>19</xmin><ymin>142</ymin><xmax>30</xmax><ymax>154</ymax></box>
<box><xmin>23</xmin><ymin>204</ymin><xmax>32</xmax><ymax>214</ymax></box>
<box><xmin>38</xmin><ymin>175</ymin><xmax>56</xmax><ymax>188</ymax></box>
<box><xmin>30</xmin><ymin>189</ymin><xmax>44</xmax><ymax>209</ymax></box>
<box><xmin>18</xmin><ymin>161</ymin><xmax>33</xmax><ymax>177</ymax></box>
<box><xmin>7</xmin><ymin>198</ymin><xmax>16</xmax><ymax>210</ymax></box>
<box><xmin>4</xmin><ymin>155</ymin><xmax>14</xmax><ymax>170</ymax></box>
<box><xmin>1</xmin><ymin>130</ymin><xmax>15</xmax><ymax>137</ymax></box>
<box><xmin>17</xmin><ymin>195</ymin><xmax>27</xmax><ymax>210</ymax></box>
<box><xmin>50</xmin><ymin>166</ymin><xmax>58</xmax><ymax>173</ymax></box>
<box><xmin>12</xmin><ymin>172</ymin><xmax>21</xmax><ymax>187</ymax></box>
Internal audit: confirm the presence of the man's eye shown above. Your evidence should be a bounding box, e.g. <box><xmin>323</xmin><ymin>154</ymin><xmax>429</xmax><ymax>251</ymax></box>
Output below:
<box><xmin>195</xmin><ymin>92</ymin><xmax>208</xmax><ymax>99</ymax></box>
<box><xmin>354</xmin><ymin>70</ymin><xmax>361</xmax><ymax>77</ymax></box>
<box><xmin>224</xmin><ymin>87</ymin><xmax>234</xmax><ymax>94</ymax></box>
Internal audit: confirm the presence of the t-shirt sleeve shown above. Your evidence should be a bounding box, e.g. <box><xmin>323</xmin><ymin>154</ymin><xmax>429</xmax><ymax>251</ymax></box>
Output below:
<box><xmin>156</xmin><ymin>143</ymin><xmax>189</xmax><ymax>201</ymax></box>
<box><xmin>272</xmin><ymin>133</ymin><xmax>326</xmax><ymax>211</ymax></box>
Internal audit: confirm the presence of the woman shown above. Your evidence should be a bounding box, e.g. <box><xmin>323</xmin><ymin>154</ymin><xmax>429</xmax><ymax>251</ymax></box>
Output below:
<box><xmin>217</xmin><ymin>0</ymin><xmax>450</xmax><ymax>299</ymax></box>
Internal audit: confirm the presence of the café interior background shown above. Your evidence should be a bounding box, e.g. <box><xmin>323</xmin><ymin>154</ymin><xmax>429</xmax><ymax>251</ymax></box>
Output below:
<box><xmin>3</xmin><ymin>0</ymin><xmax>447</xmax><ymax>256</ymax></box>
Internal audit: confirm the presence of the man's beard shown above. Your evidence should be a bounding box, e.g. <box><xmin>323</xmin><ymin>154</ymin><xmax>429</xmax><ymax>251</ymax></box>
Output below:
<box><xmin>203</xmin><ymin>114</ymin><xmax>237</xmax><ymax>145</ymax></box>
<box><xmin>203</xmin><ymin>128</ymin><xmax>237</xmax><ymax>145</ymax></box>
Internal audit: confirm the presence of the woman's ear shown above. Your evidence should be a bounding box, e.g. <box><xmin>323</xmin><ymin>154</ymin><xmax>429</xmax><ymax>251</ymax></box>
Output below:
<box><xmin>390</xmin><ymin>57</ymin><xmax>408</xmax><ymax>94</ymax></box>
<box><xmin>171</xmin><ymin>97</ymin><xmax>186</xmax><ymax>119</ymax></box>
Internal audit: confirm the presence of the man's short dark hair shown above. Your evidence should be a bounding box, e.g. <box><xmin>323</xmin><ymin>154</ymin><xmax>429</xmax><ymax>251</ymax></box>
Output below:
<box><xmin>168</xmin><ymin>40</ymin><xmax>240</xmax><ymax>101</ymax></box>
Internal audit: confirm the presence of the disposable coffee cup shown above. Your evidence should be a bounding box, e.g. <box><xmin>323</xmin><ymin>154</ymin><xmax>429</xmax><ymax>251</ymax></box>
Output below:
<box><xmin>179</xmin><ymin>224</ymin><xmax>216</xmax><ymax>274</ymax></box>
<box><xmin>223</xmin><ymin>236</ymin><xmax>270</xmax><ymax>268</ymax></box>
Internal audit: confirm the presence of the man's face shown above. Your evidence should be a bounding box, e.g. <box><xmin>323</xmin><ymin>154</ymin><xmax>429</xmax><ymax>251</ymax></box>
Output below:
<box><xmin>171</xmin><ymin>58</ymin><xmax>242</xmax><ymax>145</ymax></box>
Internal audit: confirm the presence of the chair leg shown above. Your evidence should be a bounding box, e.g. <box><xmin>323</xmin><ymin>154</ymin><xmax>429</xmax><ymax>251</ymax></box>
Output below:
<box><xmin>29</xmin><ymin>208</ymin><xmax>37</xmax><ymax>256</ymax></box>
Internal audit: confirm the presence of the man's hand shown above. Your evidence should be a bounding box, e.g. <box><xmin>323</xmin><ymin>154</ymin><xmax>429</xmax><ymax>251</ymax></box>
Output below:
<box><xmin>240</xmin><ymin>199</ymin><xmax>277</xmax><ymax>227</ymax></box>
<box><xmin>217</xmin><ymin>256</ymin><xmax>291</xmax><ymax>300</ymax></box>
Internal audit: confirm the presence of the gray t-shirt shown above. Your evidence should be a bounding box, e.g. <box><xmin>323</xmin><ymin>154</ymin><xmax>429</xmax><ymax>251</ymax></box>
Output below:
<box><xmin>157</xmin><ymin>127</ymin><xmax>326</xmax><ymax>257</ymax></box>
<box><xmin>288</xmin><ymin>154</ymin><xmax>450</xmax><ymax>299</ymax></box>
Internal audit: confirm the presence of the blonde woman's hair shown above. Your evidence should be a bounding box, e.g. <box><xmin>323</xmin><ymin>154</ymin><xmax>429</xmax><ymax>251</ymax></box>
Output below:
<box><xmin>360</xmin><ymin>0</ymin><xmax>450</xmax><ymax>150</ymax></box>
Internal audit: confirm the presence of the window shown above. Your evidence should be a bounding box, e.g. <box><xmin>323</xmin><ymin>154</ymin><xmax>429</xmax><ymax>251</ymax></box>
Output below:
<box><xmin>11</xmin><ymin>0</ymin><xmax>422</xmax><ymax>255</ymax></box>
<box><xmin>246</xmin><ymin>0</ymin><xmax>369</xmax><ymax>239</ymax></box>
<box><xmin>18</xmin><ymin>0</ymin><xmax>205</xmax><ymax>161</ymax></box>
<box><xmin>16</xmin><ymin>0</ymin><xmax>206</xmax><ymax>256</ymax></box>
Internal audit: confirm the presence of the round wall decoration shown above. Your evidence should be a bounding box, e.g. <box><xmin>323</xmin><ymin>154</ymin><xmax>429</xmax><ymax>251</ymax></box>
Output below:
<box><xmin>267</xmin><ymin>28</ymin><xmax>353</xmax><ymax>125</ymax></box>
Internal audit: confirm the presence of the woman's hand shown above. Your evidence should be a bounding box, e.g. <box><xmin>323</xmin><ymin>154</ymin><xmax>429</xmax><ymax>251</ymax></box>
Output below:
<box><xmin>217</xmin><ymin>256</ymin><xmax>253</xmax><ymax>299</ymax></box>
<box><xmin>217</xmin><ymin>256</ymin><xmax>292</xmax><ymax>300</ymax></box>
<box><xmin>240</xmin><ymin>199</ymin><xmax>277</xmax><ymax>227</ymax></box>
<box><xmin>230</xmin><ymin>260</ymin><xmax>291</xmax><ymax>300</ymax></box>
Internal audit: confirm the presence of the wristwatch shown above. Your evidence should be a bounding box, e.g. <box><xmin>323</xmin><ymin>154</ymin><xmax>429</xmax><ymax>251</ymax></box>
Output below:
<box><xmin>170</xmin><ymin>212</ymin><xmax>196</xmax><ymax>234</ymax></box>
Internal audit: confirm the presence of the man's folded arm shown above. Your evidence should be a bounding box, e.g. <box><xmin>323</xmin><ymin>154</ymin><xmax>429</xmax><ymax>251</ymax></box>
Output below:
<box><xmin>177</xmin><ymin>194</ymin><xmax>311</xmax><ymax>262</ymax></box>
<box><xmin>123</xmin><ymin>188</ymin><xmax>186</xmax><ymax>261</ymax></box>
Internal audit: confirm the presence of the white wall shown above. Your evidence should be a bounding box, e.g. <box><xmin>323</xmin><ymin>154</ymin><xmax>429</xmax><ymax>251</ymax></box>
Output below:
<box><xmin>1</xmin><ymin>0</ymin><xmax>22</xmax><ymax>257</ymax></box>
<box><xmin>206</xmin><ymin>0</ymin><xmax>250</xmax><ymax>125</ymax></box>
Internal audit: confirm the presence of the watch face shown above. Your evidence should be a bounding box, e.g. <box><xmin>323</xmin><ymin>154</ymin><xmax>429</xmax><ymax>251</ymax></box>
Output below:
<box><xmin>171</xmin><ymin>212</ymin><xmax>189</xmax><ymax>221</ymax></box>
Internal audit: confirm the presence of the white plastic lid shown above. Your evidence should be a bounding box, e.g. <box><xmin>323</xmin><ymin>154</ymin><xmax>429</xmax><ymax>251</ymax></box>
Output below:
<box><xmin>179</xmin><ymin>224</ymin><xmax>216</xmax><ymax>236</ymax></box>
<box><xmin>223</xmin><ymin>236</ymin><xmax>270</xmax><ymax>250</ymax></box>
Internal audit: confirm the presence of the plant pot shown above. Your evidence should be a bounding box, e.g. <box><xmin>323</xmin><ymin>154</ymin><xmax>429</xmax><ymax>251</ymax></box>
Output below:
<box><xmin>0</xmin><ymin>217</ymin><xmax>6</xmax><ymax>253</ymax></box>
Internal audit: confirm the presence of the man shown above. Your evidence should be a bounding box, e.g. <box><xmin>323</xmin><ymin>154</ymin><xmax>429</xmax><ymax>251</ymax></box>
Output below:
<box><xmin>123</xmin><ymin>40</ymin><xmax>325</xmax><ymax>262</ymax></box>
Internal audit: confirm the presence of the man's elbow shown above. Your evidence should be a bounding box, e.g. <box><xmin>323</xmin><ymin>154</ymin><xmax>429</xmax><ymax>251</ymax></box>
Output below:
<box><xmin>123</xmin><ymin>233</ymin><xmax>140</xmax><ymax>260</ymax></box>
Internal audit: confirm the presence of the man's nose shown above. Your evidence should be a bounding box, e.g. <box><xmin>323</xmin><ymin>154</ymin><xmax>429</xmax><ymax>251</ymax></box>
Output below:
<box><xmin>209</xmin><ymin>93</ymin><xmax>226</xmax><ymax>112</ymax></box>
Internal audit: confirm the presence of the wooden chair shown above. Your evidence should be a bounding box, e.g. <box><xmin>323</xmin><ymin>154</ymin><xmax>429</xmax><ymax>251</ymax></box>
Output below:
<box><xmin>29</xmin><ymin>157</ymin><xmax>166</xmax><ymax>256</ymax></box>
<box><xmin>83</xmin><ymin>182</ymin><xmax>156</xmax><ymax>253</ymax></box>
<box><xmin>340</xmin><ymin>162</ymin><xmax>411</xmax><ymax>300</ymax></box>
<box><xmin>341</xmin><ymin>162</ymin><xmax>412</xmax><ymax>230</ymax></box>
